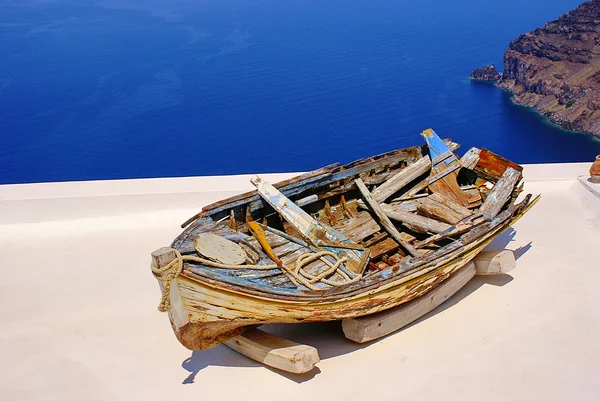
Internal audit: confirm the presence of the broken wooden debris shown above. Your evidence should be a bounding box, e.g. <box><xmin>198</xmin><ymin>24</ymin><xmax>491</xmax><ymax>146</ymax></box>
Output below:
<box><xmin>252</xmin><ymin>175</ymin><xmax>368</xmax><ymax>274</ymax></box>
<box><xmin>413</xmin><ymin>217</ymin><xmax>485</xmax><ymax>249</ymax></box>
<box><xmin>368</xmin><ymin>237</ymin><xmax>400</xmax><ymax>259</ymax></box>
<box><xmin>416</xmin><ymin>192</ymin><xmax>473</xmax><ymax>224</ymax></box>
<box><xmin>470</xmin><ymin>148</ymin><xmax>523</xmax><ymax>182</ymax></box>
<box><xmin>370</xmin><ymin>156</ymin><xmax>431</xmax><ymax>203</ymax></box>
<box><xmin>421</xmin><ymin>129</ymin><xmax>470</xmax><ymax>207</ymax></box>
<box><xmin>379</xmin><ymin>203</ymin><xmax>451</xmax><ymax>234</ymax></box>
<box><xmin>479</xmin><ymin>167</ymin><xmax>521</xmax><ymax>220</ymax></box>
<box><xmin>463</xmin><ymin>187</ymin><xmax>483</xmax><ymax>208</ymax></box>
<box><xmin>334</xmin><ymin>211</ymin><xmax>380</xmax><ymax>243</ymax></box>
<box><xmin>370</xmin><ymin>142</ymin><xmax>460</xmax><ymax>203</ymax></box>
<box><xmin>460</xmin><ymin>147</ymin><xmax>481</xmax><ymax>169</ymax></box>
<box><xmin>342</xmin><ymin>262</ymin><xmax>476</xmax><ymax>343</ymax></box>
<box><xmin>355</xmin><ymin>178</ymin><xmax>420</xmax><ymax>257</ymax></box>
<box><xmin>473</xmin><ymin>250</ymin><xmax>516</xmax><ymax>275</ymax></box>
<box><xmin>224</xmin><ymin>328</ymin><xmax>320</xmax><ymax>374</ymax></box>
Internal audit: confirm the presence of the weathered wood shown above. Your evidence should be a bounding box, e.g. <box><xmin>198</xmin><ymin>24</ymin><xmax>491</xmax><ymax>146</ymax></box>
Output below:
<box><xmin>370</xmin><ymin>141</ymin><xmax>459</xmax><ymax>203</ymax></box>
<box><xmin>335</xmin><ymin>212</ymin><xmax>380</xmax><ymax>243</ymax></box>
<box><xmin>473</xmin><ymin>250</ymin><xmax>516</xmax><ymax>275</ymax></box>
<box><xmin>252</xmin><ymin>175</ymin><xmax>368</xmax><ymax>274</ymax></box>
<box><xmin>380</xmin><ymin>203</ymin><xmax>451</xmax><ymax>234</ymax></box>
<box><xmin>460</xmin><ymin>147</ymin><xmax>481</xmax><ymax>169</ymax></box>
<box><xmin>463</xmin><ymin>187</ymin><xmax>482</xmax><ymax>208</ymax></box>
<box><xmin>339</xmin><ymin>195</ymin><xmax>355</xmax><ymax>218</ymax></box>
<box><xmin>151</xmin><ymin>248</ymin><xmax>188</xmax><ymax>330</ymax></box>
<box><xmin>416</xmin><ymin>192</ymin><xmax>473</xmax><ymax>224</ymax></box>
<box><xmin>324</xmin><ymin>199</ymin><xmax>338</xmax><ymax>226</ymax></box>
<box><xmin>414</xmin><ymin>217</ymin><xmax>486</xmax><ymax>248</ymax></box>
<box><xmin>362</xmin><ymin>170</ymin><xmax>399</xmax><ymax>185</ymax></box>
<box><xmin>368</xmin><ymin>237</ymin><xmax>400</xmax><ymax>259</ymax></box>
<box><xmin>342</xmin><ymin>262</ymin><xmax>476</xmax><ymax>343</ymax></box>
<box><xmin>479</xmin><ymin>167</ymin><xmax>521</xmax><ymax>219</ymax></box>
<box><xmin>370</xmin><ymin>156</ymin><xmax>431</xmax><ymax>203</ymax></box>
<box><xmin>427</xmin><ymin>162</ymin><xmax>461</xmax><ymax>184</ymax></box>
<box><xmin>474</xmin><ymin>149</ymin><xmax>523</xmax><ymax>182</ymax></box>
<box><xmin>224</xmin><ymin>328</ymin><xmax>320</xmax><ymax>374</ymax></box>
<box><xmin>421</xmin><ymin>129</ymin><xmax>469</xmax><ymax>207</ymax></box>
<box><xmin>386</xmin><ymin>198</ymin><xmax>420</xmax><ymax>212</ymax></box>
<box><xmin>355</xmin><ymin>178</ymin><xmax>420</xmax><ymax>257</ymax></box>
<box><xmin>195</xmin><ymin>233</ymin><xmax>247</xmax><ymax>265</ymax></box>
<box><xmin>404</xmin><ymin>178</ymin><xmax>430</xmax><ymax>197</ymax></box>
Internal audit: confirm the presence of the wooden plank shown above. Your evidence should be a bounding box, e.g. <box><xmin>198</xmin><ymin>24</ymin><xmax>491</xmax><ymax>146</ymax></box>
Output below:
<box><xmin>427</xmin><ymin>162</ymin><xmax>461</xmax><ymax>184</ymax></box>
<box><xmin>370</xmin><ymin>156</ymin><xmax>430</xmax><ymax>203</ymax></box>
<box><xmin>414</xmin><ymin>217</ymin><xmax>485</xmax><ymax>248</ymax></box>
<box><xmin>421</xmin><ymin>129</ymin><xmax>469</xmax><ymax>207</ymax></box>
<box><xmin>368</xmin><ymin>237</ymin><xmax>400</xmax><ymax>259</ymax></box>
<box><xmin>463</xmin><ymin>188</ymin><xmax>482</xmax><ymax>207</ymax></box>
<box><xmin>416</xmin><ymin>192</ymin><xmax>473</xmax><ymax>224</ymax></box>
<box><xmin>355</xmin><ymin>178</ymin><xmax>420</xmax><ymax>257</ymax></box>
<box><xmin>380</xmin><ymin>203</ymin><xmax>451</xmax><ymax>234</ymax></box>
<box><xmin>431</xmin><ymin>150</ymin><xmax>454</xmax><ymax>165</ymax></box>
<box><xmin>473</xmin><ymin>250</ymin><xmax>516</xmax><ymax>275</ymax></box>
<box><xmin>342</xmin><ymin>262</ymin><xmax>476</xmax><ymax>343</ymax></box>
<box><xmin>224</xmin><ymin>328</ymin><xmax>320</xmax><ymax>374</ymax></box>
<box><xmin>335</xmin><ymin>212</ymin><xmax>380</xmax><ymax>243</ymax></box>
<box><xmin>474</xmin><ymin>149</ymin><xmax>523</xmax><ymax>182</ymax></box>
<box><xmin>370</xmin><ymin>142</ymin><xmax>460</xmax><ymax>203</ymax></box>
<box><xmin>479</xmin><ymin>167</ymin><xmax>521</xmax><ymax>219</ymax></box>
<box><xmin>386</xmin><ymin>198</ymin><xmax>420</xmax><ymax>212</ymax></box>
<box><xmin>460</xmin><ymin>147</ymin><xmax>481</xmax><ymax>170</ymax></box>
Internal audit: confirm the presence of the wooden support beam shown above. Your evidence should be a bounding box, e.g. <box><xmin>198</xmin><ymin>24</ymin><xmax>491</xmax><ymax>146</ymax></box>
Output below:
<box><xmin>225</xmin><ymin>328</ymin><xmax>320</xmax><ymax>374</ymax></box>
<box><xmin>355</xmin><ymin>178</ymin><xmax>420</xmax><ymax>257</ymax></box>
<box><xmin>473</xmin><ymin>250</ymin><xmax>516</xmax><ymax>275</ymax></box>
<box><xmin>479</xmin><ymin>167</ymin><xmax>521</xmax><ymax>219</ymax></box>
<box><xmin>342</xmin><ymin>262</ymin><xmax>476</xmax><ymax>343</ymax></box>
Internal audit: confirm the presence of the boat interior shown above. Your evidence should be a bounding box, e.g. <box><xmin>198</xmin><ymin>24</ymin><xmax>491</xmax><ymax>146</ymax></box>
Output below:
<box><xmin>171</xmin><ymin>129</ymin><xmax>534</xmax><ymax>299</ymax></box>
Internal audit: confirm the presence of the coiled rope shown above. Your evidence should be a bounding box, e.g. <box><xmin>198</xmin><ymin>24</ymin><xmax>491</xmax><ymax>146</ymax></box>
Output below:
<box><xmin>152</xmin><ymin>248</ymin><xmax>361</xmax><ymax>312</ymax></box>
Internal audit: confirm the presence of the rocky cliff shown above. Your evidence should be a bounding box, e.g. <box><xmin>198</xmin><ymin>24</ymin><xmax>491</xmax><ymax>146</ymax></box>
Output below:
<box><xmin>471</xmin><ymin>65</ymin><xmax>502</xmax><ymax>81</ymax></box>
<box><xmin>496</xmin><ymin>0</ymin><xmax>600</xmax><ymax>138</ymax></box>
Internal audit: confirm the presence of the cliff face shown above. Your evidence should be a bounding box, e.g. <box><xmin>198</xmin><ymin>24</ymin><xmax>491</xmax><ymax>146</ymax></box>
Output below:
<box><xmin>498</xmin><ymin>0</ymin><xmax>600</xmax><ymax>138</ymax></box>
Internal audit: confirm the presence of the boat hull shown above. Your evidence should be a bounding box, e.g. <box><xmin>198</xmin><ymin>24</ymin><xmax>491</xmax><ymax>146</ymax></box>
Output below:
<box><xmin>166</xmin><ymin>225</ymin><xmax>504</xmax><ymax>350</ymax></box>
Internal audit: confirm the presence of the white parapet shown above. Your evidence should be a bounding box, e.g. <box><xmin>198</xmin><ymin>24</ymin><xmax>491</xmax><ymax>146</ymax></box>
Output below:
<box><xmin>0</xmin><ymin>162</ymin><xmax>599</xmax><ymax>401</ymax></box>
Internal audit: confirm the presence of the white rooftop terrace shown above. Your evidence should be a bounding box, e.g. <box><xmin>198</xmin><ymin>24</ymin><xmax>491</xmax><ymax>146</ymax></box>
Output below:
<box><xmin>1</xmin><ymin>162</ymin><xmax>599</xmax><ymax>401</ymax></box>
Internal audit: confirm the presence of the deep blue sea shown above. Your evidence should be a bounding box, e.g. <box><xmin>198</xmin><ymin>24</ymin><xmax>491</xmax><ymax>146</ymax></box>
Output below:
<box><xmin>2</xmin><ymin>0</ymin><xmax>600</xmax><ymax>184</ymax></box>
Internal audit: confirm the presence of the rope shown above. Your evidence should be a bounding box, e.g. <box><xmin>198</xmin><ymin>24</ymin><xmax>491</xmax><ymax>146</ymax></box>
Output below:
<box><xmin>151</xmin><ymin>250</ymin><xmax>184</xmax><ymax>312</ymax></box>
<box><xmin>152</xmin><ymin>248</ymin><xmax>362</xmax><ymax>312</ymax></box>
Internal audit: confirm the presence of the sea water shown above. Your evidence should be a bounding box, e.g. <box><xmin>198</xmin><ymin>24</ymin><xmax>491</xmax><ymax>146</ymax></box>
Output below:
<box><xmin>1</xmin><ymin>0</ymin><xmax>599</xmax><ymax>184</ymax></box>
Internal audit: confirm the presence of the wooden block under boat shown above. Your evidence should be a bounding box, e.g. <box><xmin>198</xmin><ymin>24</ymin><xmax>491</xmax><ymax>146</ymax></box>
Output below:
<box><xmin>224</xmin><ymin>328</ymin><xmax>320</xmax><ymax>374</ymax></box>
<box><xmin>342</xmin><ymin>262</ymin><xmax>476</xmax><ymax>343</ymax></box>
<box><xmin>472</xmin><ymin>249</ymin><xmax>516</xmax><ymax>275</ymax></box>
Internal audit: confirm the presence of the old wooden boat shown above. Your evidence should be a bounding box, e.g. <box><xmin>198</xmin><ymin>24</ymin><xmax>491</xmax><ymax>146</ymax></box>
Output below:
<box><xmin>150</xmin><ymin>129</ymin><xmax>539</xmax><ymax>351</ymax></box>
